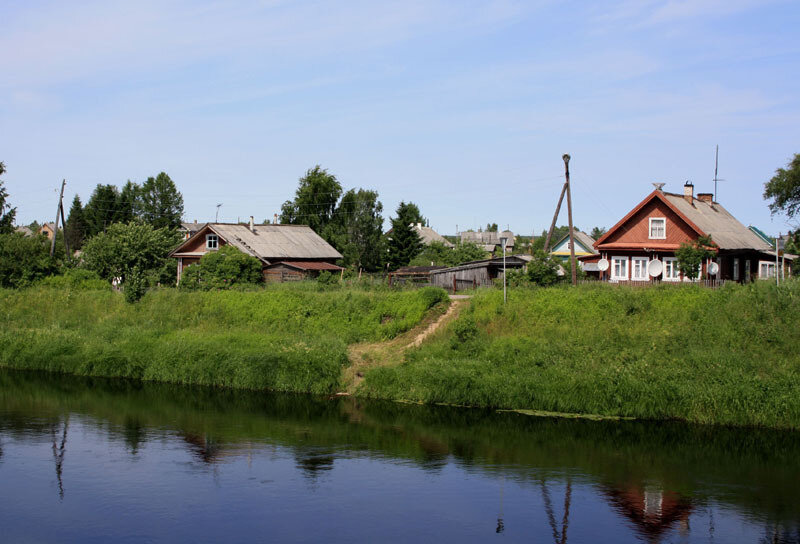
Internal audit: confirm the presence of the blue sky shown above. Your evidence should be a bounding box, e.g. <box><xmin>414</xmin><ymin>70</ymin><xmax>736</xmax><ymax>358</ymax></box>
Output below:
<box><xmin>2</xmin><ymin>0</ymin><xmax>799</xmax><ymax>237</ymax></box>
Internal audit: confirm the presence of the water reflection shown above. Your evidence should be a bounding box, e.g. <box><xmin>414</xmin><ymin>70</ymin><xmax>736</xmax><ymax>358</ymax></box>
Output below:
<box><xmin>1</xmin><ymin>369</ymin><xmax>800</xmax><ymax>542</ymax></box>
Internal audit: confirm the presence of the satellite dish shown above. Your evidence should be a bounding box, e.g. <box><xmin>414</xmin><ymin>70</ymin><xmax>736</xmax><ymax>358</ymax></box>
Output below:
<box><xmin>648</xmin><ymin>259</ymin><xmax>663</xmax><ymax>277</ymax></box>
<box><xmin>708</xmin><ymin>262</ymin><xmax>719</xmax><ymax>275</ymax></box>
<box><xmin>597</xmin><ymin>258</ymin><xmax>609</xmax><ymax>272</ymax></box>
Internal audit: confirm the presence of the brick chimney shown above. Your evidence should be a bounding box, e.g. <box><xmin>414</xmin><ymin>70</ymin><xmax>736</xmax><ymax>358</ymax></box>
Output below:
<box><xmin>683</xmin><ymin>181</ymin><xmax>694</xmax><ymax>203</ymax></box>
<box><xmin>697</xmin><ymin>193</ymin><xmax>713</xmax><ymax>203</ymax></box>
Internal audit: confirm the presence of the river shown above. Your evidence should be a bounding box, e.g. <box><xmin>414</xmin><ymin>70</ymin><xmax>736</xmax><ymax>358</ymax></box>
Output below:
<box><xmin>0</xmin><ymin>369</ymin><xmax>798</xmax><ymax>543</ymax></box>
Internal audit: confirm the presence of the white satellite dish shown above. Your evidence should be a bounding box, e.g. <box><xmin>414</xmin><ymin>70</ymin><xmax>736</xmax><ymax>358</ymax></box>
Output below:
<box><xmin>708</xmin><ymin>262</ymin><xmax>719</xmax><ymax>276</ymax></box>
<box><xmin>597</xmin><ymin>258</ymin><xmax>609</xmax><ymax>272</ymax></box>
<box><xmin>648</xmin><ymin>259</ymin><xmax>663</xmax><ymax>277</ymax></box>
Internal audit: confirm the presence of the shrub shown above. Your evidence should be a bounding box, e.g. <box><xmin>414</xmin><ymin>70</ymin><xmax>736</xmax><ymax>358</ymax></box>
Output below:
<box><xmin>180</xmin><ymin>245</ymin><xmax>263</xmax><ymax>290</ymax></box>
<box><xmin>526</xmin><ymin>251</ymin><xmax>560</xmax><ymax>286</ymax></box>
<box><xmin>40</xmin><ymin>268</ymin><xmax>108</xmax><ymax>290</ymax></box>
<box><xmin>0</xmin><ymin>232</ymin><xmax>61</xmax><ymax>288</ymax></box>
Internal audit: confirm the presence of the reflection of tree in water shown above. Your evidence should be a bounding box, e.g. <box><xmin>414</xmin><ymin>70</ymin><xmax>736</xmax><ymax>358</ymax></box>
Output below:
<box><xmin>295</xmin><ymin>450</ymin><xmax>335</xmax><ymax>480</ymax></box>
<box><xmin>51</xmin><ymin>416</ymin><xmax>69</xmax><ymax>500</ymax></box>
<box><xmin>122</xmin><ymin>417</ymin><xmax>146</xmax><ymax>455</ymax></box>
<box><xmin>760</xmin><ymin>523</ymin><xmax>800</xmax><ymax>544</ymax></box>
<box><xmin>181</xmin><ymin>433</ymin><xmax>224</xmax><ymax>464</ymax></box>
<box><xmin>602</xmin><ymin>482</ymin><xmax>693</xmax><ymax>544</ymax></box>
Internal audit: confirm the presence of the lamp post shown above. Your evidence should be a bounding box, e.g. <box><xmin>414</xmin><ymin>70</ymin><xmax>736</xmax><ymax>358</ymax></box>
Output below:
<box><xmin>499</xmin><ymin>236</ymin><xmax>508</xmax><ymax>304</ymax></box>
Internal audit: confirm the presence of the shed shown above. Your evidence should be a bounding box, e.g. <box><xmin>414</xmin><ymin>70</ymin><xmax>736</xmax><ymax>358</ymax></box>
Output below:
<box><xmin>430</xmin><ymin>256</ymin><xmax>528</xmax><ymax>290</ymax></box>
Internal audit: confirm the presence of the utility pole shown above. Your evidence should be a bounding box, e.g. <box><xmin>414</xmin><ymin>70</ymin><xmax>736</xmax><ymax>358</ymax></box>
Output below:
<box><xmin>713</xmin><ymin>145</ymin><xmax>724</xmax><ymax>202</ymax></box>
<box><xmin>564</xmin><ymin>154</ymin><xmax>577</xmax><ymax>286</ymax></box>
<box><xmin>60</xmin><ymin>195</ymin><xmax>70</xmax><ymax>259</ymax></box>
<box><xmin>215</xmin><ymin>203</ymin><xmax>222</xmax><ymax>223</ymax></box>
<box><xmin>50</xmin><ymin>179</ymin><xmax>66</xmax><ymax>257</ymax></box>
<box><xmin>543</xmin><ymin>183</ymin><xmax>568</xmax><ymax>253</ymax></box>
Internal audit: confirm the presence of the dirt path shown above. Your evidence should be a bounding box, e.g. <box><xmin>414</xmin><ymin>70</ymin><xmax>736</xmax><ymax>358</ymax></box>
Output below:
<box><xmin>340</xmin><ymin>297</ymin><xmax>468</xmax><ymax>395</ymax></box>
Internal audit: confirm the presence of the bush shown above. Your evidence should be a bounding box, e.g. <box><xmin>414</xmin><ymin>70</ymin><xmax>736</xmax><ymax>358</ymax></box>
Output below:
<box><xmin>40</xmin><ymin>268</ymin><xmax>108</xmax><ymax>290</ymax></box>
<box><xmin>180</xmin><ymin>245</ymin><xmax>263</xmax><ymax>290</ymax></box>
<box><xmin>317</xmin><ymin>270</ymin><xmax>340</xmax><ymax>286</ymax></box>
<box><xmin>0</xmin><ymin>232</ymin><xmax>61</xmax><ymax>288</ymax></box>
<box><xmin>527</xmin><ymin>251</ymin><xmax>560</xmax><ymax>286</ymax></box>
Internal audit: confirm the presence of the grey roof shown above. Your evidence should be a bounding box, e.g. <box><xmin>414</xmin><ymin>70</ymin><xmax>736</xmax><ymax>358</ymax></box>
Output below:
<box><xmin>177</xmin><ymin>224</ymin><xmax>342</xmax><ymax>261</ymax></box>
<box><xmin>413</xmin><ymin>224</ymin><xmax>454</xmax><ymax>248</ymax></box>
<box><xmin>181</xmin><ymin>222</ymin><xmax>205</xmax><ymax>233</ymax></box>
<box><xmin>551</xmin><ymin>230</ymin><xmax>598</xmax><ymax>254</ymax></box>
<box><xmin>14</xmin><ymin>226</ymin><xmax>33</xmax><ymax>236</ymax></box>
<box><xmin>430</xmin><ymin>255</ymin><xmax>528</xmax><ymax>274</ymax></box>
<box><xmin>662</xmin><ymin>193</ymin><xmax>772</xmax><ymax>251</ymax></box>
<box><xmin>460</xmin><ymin>230</ymin><xmax>515</xmax><ymax>247</ymax></box>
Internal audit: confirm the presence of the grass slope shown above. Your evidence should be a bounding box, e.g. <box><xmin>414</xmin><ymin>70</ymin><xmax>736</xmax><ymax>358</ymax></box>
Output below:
<box><xmin>0</xmin><ymin>284</ymin><xmax>448</xmax><ymax>394</ymax></box>
<box><xmin>360</xmin><ymin>281</ymin><xmax>800</xmax><ymax>428</ymax></box>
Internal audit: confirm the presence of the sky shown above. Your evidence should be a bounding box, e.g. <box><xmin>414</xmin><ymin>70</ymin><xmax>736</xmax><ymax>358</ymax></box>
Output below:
<box><xmin>1</xmin><ymin>0</ymin><xmax>799</xmax><ymax>237</ymax></box>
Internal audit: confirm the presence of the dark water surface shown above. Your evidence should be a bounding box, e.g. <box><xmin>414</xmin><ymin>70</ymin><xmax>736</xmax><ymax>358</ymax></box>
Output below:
<box><xmin>1</xmin><ymin>370</ymin><xmax>799</xmax><ymax>543</ymax></box>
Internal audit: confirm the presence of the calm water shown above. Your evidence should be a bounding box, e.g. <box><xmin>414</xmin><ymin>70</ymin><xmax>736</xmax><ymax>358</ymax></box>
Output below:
<box><xmin>1</xmin><ymin>370</ymin><xmax>799</xmax><ymax>543</ymax></box>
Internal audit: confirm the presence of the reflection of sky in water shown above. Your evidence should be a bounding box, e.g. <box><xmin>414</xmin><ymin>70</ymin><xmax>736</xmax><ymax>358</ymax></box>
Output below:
<box><xmin>1</xmin><ymin>413</ymin><xmax>797</xmax><ymax>543</ymax></box>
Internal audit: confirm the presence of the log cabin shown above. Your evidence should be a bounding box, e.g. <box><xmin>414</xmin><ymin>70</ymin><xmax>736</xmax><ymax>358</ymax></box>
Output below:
<box><xmin>170</xmin><ymin>219</ymin><xmax>343</xmax><ymax>284</ymax></box>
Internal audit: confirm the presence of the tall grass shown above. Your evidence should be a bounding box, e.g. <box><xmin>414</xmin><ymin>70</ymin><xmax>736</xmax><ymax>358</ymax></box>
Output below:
<box><xmin>361</xmin><ymin>281</ymin><xmax>800</xmax><ymax>428</ymax></box>
<box><xmin>0</xmin><ymin>284</ymin><xmax>448</xmax><ymax>394</ymax></box>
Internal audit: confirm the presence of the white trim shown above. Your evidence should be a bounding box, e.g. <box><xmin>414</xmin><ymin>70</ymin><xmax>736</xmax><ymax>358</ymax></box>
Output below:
<box><xmin>631</xmin><ymin>257</ymin><xmax>649</xmax><ymax>280</ymax></box>
<box><xmin>611</xmin><ymin>256</ymin><xmax>629</xmax><ymax>281</ymax></box>
<box><xmin>733</xmin><ymin>257</ymin><xmax>740</xmax><ymax>281</ymax></box>
<box><xmin>663</xmin><ymin>257</ymin><xmax>680</xmax><ymax>281</ymax></box>
<box><xmin>758</xmin><ymin>260</ymin><xmax>776</xmax><ymax>279</ymax></box>
<box><xmin>649</xmin><ymin>217</ymin><xmax>666</xmax><ymax>240</ymax></box>
<box><xmin>206</xmin><ymin>233</ymin><xmax>218</xmax><ymax>250</ymax></box>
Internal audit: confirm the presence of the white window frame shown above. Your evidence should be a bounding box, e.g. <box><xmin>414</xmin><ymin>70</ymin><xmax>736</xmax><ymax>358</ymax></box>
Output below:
<box><xmin>758</xmin><ymin>260</ymin><xmax>776</xmax><ymax>279</ymax></box>
<box><xmin>611</xmin><ymin>256</ymin><xmax>629</xmax><ymax>281</ymax></box>
<box><xmin>631</xmin><ymin>257</ymin><xmax>649</xmax><ymax>280</ymax></box>
<box><xmin>206</xmin><ymin>234</ymin><xmax>218</xmax><ymax>250</ymax></box>
<box><xmin>649</xmin><ymin>217</ymin><xmax>666</xmax><ymax>240</ymax></box>
<box><xmin>732</xmin><ymin>258</ymin><xmax>739</xmax><ymax>281</ymax></box>
<box><xmin>663</xmin><ymin>257</ymin><xmax>680</xmax><ymax>281</ymax></box>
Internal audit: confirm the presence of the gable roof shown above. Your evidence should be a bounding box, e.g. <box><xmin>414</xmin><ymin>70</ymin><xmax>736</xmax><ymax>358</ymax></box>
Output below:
<box><xmin>460</xmin><ymin>230</ymin><xmax>515</xmax><ymax>247</ymax></box>
<box><xmin>171</xmin><ymin>223</ymin><xmax>342</xmax><ymax>262</ymax></box>
<box><xmin>551</xmin><ymin>230</ymin><xmax>598</xmax><ymax>254</ymax></box>
<box><xmin>596</xmin><ymin>189</ymin><xmax>771</xmax><ymax>251</ymax></box>
<box><xmin>413</xmin><ymin>224</ymin><xmax>454</xmax><ymax>248</ymax></box>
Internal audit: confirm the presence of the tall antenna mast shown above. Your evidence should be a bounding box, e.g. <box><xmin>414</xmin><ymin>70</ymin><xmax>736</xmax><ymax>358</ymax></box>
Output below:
<box><xmin>714</xmin><ymin>145</ymin><xmax>719</xmax><ymax>202</ymax></box>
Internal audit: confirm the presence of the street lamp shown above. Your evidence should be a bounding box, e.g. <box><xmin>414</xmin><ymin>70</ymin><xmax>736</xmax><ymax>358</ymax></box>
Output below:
<box><xmin>499</xmin><ymin>236</ymin><xmax>508</xmax><ymax>304</ymax></box>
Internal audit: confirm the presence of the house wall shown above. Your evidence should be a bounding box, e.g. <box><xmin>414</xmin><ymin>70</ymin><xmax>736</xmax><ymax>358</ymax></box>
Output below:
<box><xmin>431</xmin><ymin>266</ymin><xmax>491</xmax><ymax>288</ymax></box>
<box><xmin>181</xmin><ymin>230</ymin><xmax>228</xmax><ymax>254</ymax></box>
<box><xmin>602</xmin><ymin>199</ymin><xmax>697</xmax><ymax>247</ymax></box>
<box><xmin>263</xmin><ymin>265</ymin><xmax>307</xmax><ymax>283</ymax></box>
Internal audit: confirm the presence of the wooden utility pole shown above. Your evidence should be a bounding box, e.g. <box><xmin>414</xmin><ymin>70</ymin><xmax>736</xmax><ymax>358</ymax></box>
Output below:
<box><xmin>564</xmin><ymin>154</ymin><xmax>577</xmax><ymax>286</ymax></box>
<box><xmin>50</xmin><ymin>179</ymin><xmax>66</xmax><ymax>257</ymax></box>
<box><xmin>543</xmin><ymin>183</ymin><xmax>568</xmax><ymax>253</ymax></box>
<box><xmin>60</xmin><ymin>196</ymin><xmax>70</xmax><ymax>259</ymax></box>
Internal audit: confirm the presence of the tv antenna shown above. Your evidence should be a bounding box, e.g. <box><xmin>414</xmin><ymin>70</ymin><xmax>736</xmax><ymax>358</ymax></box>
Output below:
<box><xmin>713</xmin><ymin>145</ymin><xmax>725</xmax><ymax>202</ymax></box>
<box><xmin>215</xmin><ymin>203</ymin><xmax>223</xmax><ymax>222</ymax></box>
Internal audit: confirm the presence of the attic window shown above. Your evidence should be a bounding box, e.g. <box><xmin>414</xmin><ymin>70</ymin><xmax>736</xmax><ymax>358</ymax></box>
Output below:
<box><xmin>206</xmin><ymin>234</ymin><xmax>218</xmax><ymax>250</ymax></box>
<box><xmin>649</xmin><ymin>217</ymin><xmax>666</xmax><ymax>239</ymax></box>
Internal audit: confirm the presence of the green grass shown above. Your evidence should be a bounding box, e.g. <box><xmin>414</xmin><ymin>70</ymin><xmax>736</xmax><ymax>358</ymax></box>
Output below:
<box><xmin>360</xmin><ymin>280</ymin><xmax>800</xmax><ymax>429</ymax></box>
<box><xmin>0</xmin><ymin>284</ymin><xmax>448</xmax><ymax>394</ymax></box>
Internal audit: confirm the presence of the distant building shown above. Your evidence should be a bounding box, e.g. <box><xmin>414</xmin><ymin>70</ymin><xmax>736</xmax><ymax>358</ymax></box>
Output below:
<box><xmin>412</xmin><ymin>223</ymin><xmax>454</xmax><ymax>248</ymax></box>
<box><xmin>14</xmin><ymin>226</ymin><xmax>33</xmax><ymax>236</ymax></box>
<box><xmin>549</xmin><ymin>230</ymin><xmax>598</xmax><ymax>262</ymax></box>
<box><xmin>459</xmin><ymin>230</ymin><xmax>515</xmax><ymax>253</ymax></box>
<box><xmin>430</xmin><ymin>255</ymin><xmax>529</xmax><ymax>289</ymax></box>
<box><xmin>179</xmin><ymin>221</ymin><xmax>205</xmax><ymax>240</ymax></box>
<box><xmin>38</xmin><ymin>222</ymin><xmax>57</xmax><ymax>240</ymax></box>
<box><xmin>170</xmin><ymin>220</ymin><xmax>343</xmax><ymax>283</ymax></box>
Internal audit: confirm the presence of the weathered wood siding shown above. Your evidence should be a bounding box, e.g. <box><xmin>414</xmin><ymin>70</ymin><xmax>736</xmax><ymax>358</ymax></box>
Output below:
<box><xmin>431</xmin><ymin>266</ymin><xmax>492</xmax><ymax>288</ymax></box>
<box><xmin>602</xmin><ymin>198</ymin><xmax>697</xmax><ymax>247</ymax></box>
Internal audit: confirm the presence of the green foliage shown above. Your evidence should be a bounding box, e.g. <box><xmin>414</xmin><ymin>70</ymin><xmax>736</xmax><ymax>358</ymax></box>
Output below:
<box><xmin>82</xmin><ymin>222</ymin><xmax>181</xmax><ymax>290</ymax></box>
<box><xmin>362</xmin><ymin>281</ymin><xmax>800</xmax><ymax>428</ymax></box>
<box><xmin>0</xmin><ymin>232</ymin><xmax>60</xmax><ymax>287</ymax></box>
<box><xmin>140</xmin><ymin>172</ymin><xmax>184</xmax><ymax>230</ymax></box>
<box><xmin>527</xmin><ymin>250</ymin><xmax>560</xmax><ymax>285</ymax></box>
<box><xmin>590</xmin><ymin>226</ymin><xmax>607</xmax><ymax>240</ymax></box>
<box><xmin>180</xmin><ymin>245</ymin><xmax>263</xmax><ymax>290</ymax></box>
<box><xmin>64</xmin><ymin>195</ymin><xmax>86</xmax><ymax>250</ymax></box>
<box><xmin>387</xmin><ymin>201</ymin><xmax>425</xmax><ymax>270</ymax></box>
<box><xmin>0</xmin><ymin>162</ymin><xmax>16</xmax><ymax>234</ymax></box>
<box><xmin>316</xmin><ymin>270</ymin><xmax>339</xmax><ymax>286</ymax></box>
<box><xmin>280</xmin><ymin>166</ymin><xmax>342</xmax><ymax>234</ymax></box>
<box><xmin>326</xmin><ymin>188</ymin><xmax>385</xmax><ymax>271</ymax></box>
<box><xmin>485</xmin><ymin>223</ymin><xmax>498</xmax><ymax>232</ymax></box>
<box><xmin>40</xmin><ymin>268</ymin><xmax>108</xmax><ymax>290</ymax></box>
<box><xmin>409</xmin><ymin>241</ymin><xmax>488</xmax><ymax>267</ymax></box>
<box><xmin>675</xmin><ymin>235</ymin><xmax>716</xmax><ymax>280</ymax></box>
<box><xmin>84</xmin><ymin>184</ymin><xmax>123</xmax><ymax>236</ymax></box>
<box><xmin>0</xmin><ymin>286</ymin><xmax>447</xmax><ymax>394</ymax></box>
<box><xmin>117</xmin><ymin>180</ymin><xmax>142</xmax><ymax>224</ymax></box>
<box><xmin>123</xmin><ymin>266</ymin><xmax>147</xmax><ymax>303</ymax></box>
<box><xmin>764</xmin><ymin>153</ymin><xmax>800</xmax><ymax>218</ymax></box>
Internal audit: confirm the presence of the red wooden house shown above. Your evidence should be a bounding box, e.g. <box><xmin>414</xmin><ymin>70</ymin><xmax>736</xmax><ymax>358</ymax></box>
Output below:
<box><xmin>170</xmin><ymin>220</ymin><xmax>343</xmax><ymax>283</ymax></box>
<box><xmin>581</xmin><ymin>183</ymin><xmax>784</xmax><ymax>282</ymax></box>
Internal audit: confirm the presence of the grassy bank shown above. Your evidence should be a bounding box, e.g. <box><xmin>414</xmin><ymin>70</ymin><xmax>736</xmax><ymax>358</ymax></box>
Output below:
<box><xmin>0</xmin><ymin>284</ymin><xmax>448</xmax><ymax>394</ymax></box>
<box><xmin>360</xmin><ymin>280</ymin><xmax>800</xmax><ymax>429</ymax></box>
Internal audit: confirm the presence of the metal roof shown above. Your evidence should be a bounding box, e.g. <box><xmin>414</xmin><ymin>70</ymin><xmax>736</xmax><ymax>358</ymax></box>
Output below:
<box><xmin>460</xmin><ymin>230</ymin><xmax>515</xmax><ymax>247</ymax></box>
<box><xmin>662</xmin><ymin>193</ymin><xmax>772</xmax><ymax>251</ymax></box>
<box><xmin>430</xmin><ymin>255</ymin><xmax>528</xmax><ymax>274</ymax></box>
<box><xmin>413</xmin><ymin>225</ymin><xmax>454</xmax><ymax>248</ymax></box>
<box><xmin>551</xmin><ymin>230</ymin><xmax>598</xmax><ymax>254</ymax></box>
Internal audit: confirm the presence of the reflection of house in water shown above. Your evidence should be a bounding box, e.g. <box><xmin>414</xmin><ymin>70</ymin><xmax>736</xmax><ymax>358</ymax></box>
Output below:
<box><xmin>603</xmin><ymin>482</ymin><xmax>692</xmax><ymax>543</ymax></box>
<box><xmin>181</xmin><ymin>433</ymin><xmax>226</xmax><ymax>464</ymax></box>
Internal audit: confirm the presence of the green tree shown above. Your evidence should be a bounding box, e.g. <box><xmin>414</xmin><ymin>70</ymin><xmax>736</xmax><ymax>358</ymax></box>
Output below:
<box><xmin>764</xmin><ymin>153</ymin><xmax>800</xmax><ymax>219</ymax></box>
<box><xmin>180</xmin><ymin>245</ymin><xmax>262</xmax><ymax>290</ymax></box>
<box><xmin>327</xmin><ymin>188</ymin><xmax>385</xmax><ymax>271</ymax></box>
<box><xmin>527</xmin><ymin>250</ymin><xmax>560</xmax><ymax>286</ymax></box>
<box><xmin>675</xmin><ymin>235</ymin><xmax>716</xmax><ymax>280</ymax></box>
<box><xmin>409</xmin><ymin>241</ymin><xmax>488</xmax><ymax>267</ymax></box>
<box><xmin>387</xmin><ymin>201</ymin><xmax>424</xmax><ymax>270</ymax></box>
<box><xmin>140</xmin><ymin>173</ymin><xmax>183</xmax><ymax>230</ymax></box>
<box><xmin>117</xmin><ymin>180</ymin><xmax>142</xmax><ymax>224</ymax></box>
<box><xmin>82</xmin><ymin>222</ymin><xmax>181</xmax><ymax>300</ymax></box>
<box><xmin>0</xmin><ymin>232</ymin><xmax>60</xmax><ymax>287</ymax></box>
<box><xmin>590</xmin><ymin>226</ymin><xmax>607</xmax><ymax>240</ymax></box>
<box><xmin>64</xmin><ymin>195</ymin><xmax>87</xmax><ymax>251</ymax></box>
<box><xmin>486</xmin><ymin>223</ymin><xmax>498</xmax><ymax>232</ymax></box>
<box><xmin>280</xmin><ymin>166</ymin><xmax>342</xmax><ymax>235</ymax></box>
<box><xmin>0</xmin><ymin>162</ymin><xmax>16</xmax><ymax>234</ymax></box>
<box><xmin>84</xmin><ymin>184</ymin><xmax>122</xmax><ymax>236</ymax></box>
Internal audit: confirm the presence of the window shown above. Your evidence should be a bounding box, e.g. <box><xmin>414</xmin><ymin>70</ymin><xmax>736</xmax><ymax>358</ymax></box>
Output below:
<box><xmin>759</xmin><ymin>261</ymin><xmax>776</xmax><ymax>279</ymax></box>
<box><xmin>663</xmin><ymin>257</ymin><xmax>680</xmax><ymax>281</ymax></box>
<box><xmin>649</xmin><ymin>217</ymin><xmax>666</xmax><ymax>239</ymax></box>
<box><xmin>631</xmin><ymin>257</ymin><xmax>649</xmax><ymax>280</ymax></box>
<box><xmin>732</xmin><ymin>258</ymin><xmax>739</xmax><ymax>281</ymax></box>
<box><xmin>745</xmin><ymin>260</ymin><xmax>751</xmax><ymax>282</ymax></box>
<box><xmin>206</xmin><ymin>234</ymin><xmax>218</xmax><ymax>250</ymax></box>
<box><xmin>611</xmin><ymin>256</ymin><xmax>629</xmax><ymax>281</ymax></box>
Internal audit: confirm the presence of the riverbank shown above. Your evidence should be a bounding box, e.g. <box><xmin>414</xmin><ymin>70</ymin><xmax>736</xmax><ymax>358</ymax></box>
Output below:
<box><xmin>360</xmin><ymin>280</ymin><xmax>800</xmax><ymax>429</ymax></box>
<box><xmin>0</xmin><ymin>284</ymin><xmax>448</xmax><ymax>394</ymax></box>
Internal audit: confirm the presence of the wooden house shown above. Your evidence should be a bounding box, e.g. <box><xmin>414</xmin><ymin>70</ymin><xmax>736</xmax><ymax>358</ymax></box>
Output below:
<box><xmin>38</xmin><ymin>222</ymin><xmax>57</xmax><ymax>240</ymax></box>
<box><xmin>430</xmin><ymin>255</ymin><xmax>528</xmax><ymax>289</ymax></box>
<box><xmin>459</xmin><ymin>230</ymin><xmax>515</xmax><ymax>253</ymax></box>
<box><xmin>549</xmin><ymin>230</ymin><xmax>598</xmax><ymax>261</ymax></box>
<box><xmin>169</xmin><ymin>220</ymin><xmax>343</xmax><ymax>283</ymax></box>
<box><xmin>580</xmin><ymin>183</ymin><xmax>784</xmax><ymax>282</ymax></box>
